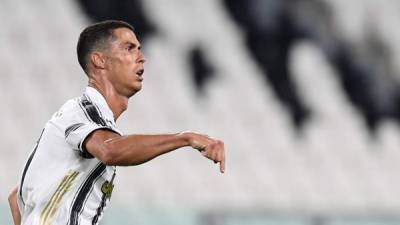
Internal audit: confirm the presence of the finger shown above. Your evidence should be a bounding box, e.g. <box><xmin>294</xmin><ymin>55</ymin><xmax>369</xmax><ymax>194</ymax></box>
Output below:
<box><xmin>214</xmin><ymin>149</ymin><xmax>222</xmax><ymax>163</ymax></box>
<box><xmin>211</xmin><ymin>149</ymin><xmax>219</xmax><ymax>162</ymax></box>
<box><xmin>220</xmin><ymin>150</ymin><xmax>225</xmax><ymax>173</ymax></box>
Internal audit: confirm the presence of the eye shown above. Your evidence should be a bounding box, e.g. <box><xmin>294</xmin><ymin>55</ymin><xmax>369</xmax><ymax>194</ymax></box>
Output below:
<box><xmin>127</xmin><ymin>44</ymin><xmax>134</xmax><ymax>51</ymax></box>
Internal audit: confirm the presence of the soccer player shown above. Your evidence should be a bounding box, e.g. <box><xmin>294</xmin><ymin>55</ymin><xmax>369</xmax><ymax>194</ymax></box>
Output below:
<box><xmin>8</xmin><ymin>20</ymin><xmax>225</xmax><ymax>225</ymax></box>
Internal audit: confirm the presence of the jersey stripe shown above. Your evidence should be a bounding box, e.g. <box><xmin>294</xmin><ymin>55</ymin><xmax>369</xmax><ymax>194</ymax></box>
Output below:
<box><xmin>65</xmin><ymin>123</ymin><xmax>85</xmax><ymax>138</ymax></box>
<box><xmin>69</xmin><ymin>163</ymin><xmax>106</xmax><ymax>225</ymax></box>
<box><xmin>40</xmin><ymin>170</ymin><xmax>79</xmax><ymax>225</ymax></box>
<box><xmin>80</xmin><ymin>95</ymin><xmax>107</xmax><ymax>126</ymax></box>
<box><xmin>67</xmin><ymin>162</ymin><xmax>100</xmax><ymax>222</ymax></box>
<box><xmin>77</xmin><ymin>95</ymin><xmax>108</xmax><ymax>158</ymax></box>
<box><xmin>71</xmin><ymin>93</ymin><xmax>113</xmax><ymax>225</ymax></box>
<box><xmin>19</xmin><ymin>128</ymin><xmax>45</xmax><ymax>205</ymax></box>
<box><xmin>92</xmin><ymin>170</ymin><xmax>116</xmax><ymax>224</ymax></box>
<box><xmin>91</xmin><ymin>194</ymin><xmax>106</xmax><ymax>225</ymax></box>
<box><xmin>84</xmin><ymin>94</ymin><xmax>106</xmax><ymax>121</ymax></box>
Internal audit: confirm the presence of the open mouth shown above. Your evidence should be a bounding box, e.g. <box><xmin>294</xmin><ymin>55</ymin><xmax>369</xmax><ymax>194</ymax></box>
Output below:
<box><xmin>136</xmin><ymin>69</ymin><xmax>144</xmax><ymax>76</ymax></box>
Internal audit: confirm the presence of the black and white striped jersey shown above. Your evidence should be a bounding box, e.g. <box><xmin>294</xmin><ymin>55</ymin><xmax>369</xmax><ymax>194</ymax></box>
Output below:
<box><xmin>18</xmin><ymin>87</ymin><xmax>122</xmax><ymax>225</ymax></box>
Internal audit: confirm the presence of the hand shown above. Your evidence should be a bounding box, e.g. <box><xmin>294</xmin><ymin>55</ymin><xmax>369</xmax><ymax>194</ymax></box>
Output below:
<box><xmin>182</xmin><ymin>132</ymin><xmax>226</xmax><ymax>173</ymax></box>
<box><xmin>8</xmin><ymin>186</ymin><xmax>21</xmax><ymax>225</ymax></box>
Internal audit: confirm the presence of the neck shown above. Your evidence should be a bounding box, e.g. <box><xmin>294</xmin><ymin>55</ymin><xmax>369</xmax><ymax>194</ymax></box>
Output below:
<box><xmin>88</xmin><ymin>77</ymin><xmax>129</xmax><ymax>121</ymax></box>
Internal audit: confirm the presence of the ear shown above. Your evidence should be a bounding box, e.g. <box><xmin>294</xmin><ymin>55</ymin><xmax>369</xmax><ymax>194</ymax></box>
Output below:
<box><xmin>90</xmin><ymin>52</ymin><xmax>106</xmax><ymax>70</ymax></box>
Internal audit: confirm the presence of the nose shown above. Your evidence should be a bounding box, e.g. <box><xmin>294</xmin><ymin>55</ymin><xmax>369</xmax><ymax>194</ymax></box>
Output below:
<box><xmin>138</xmin><ymin>51</ymin><xmax>146</xmax><ymax>63</ymax></box>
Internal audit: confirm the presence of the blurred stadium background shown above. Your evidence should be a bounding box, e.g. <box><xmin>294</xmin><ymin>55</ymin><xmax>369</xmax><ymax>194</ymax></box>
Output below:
<box><xmin>2</xmin><ymin>0</ymin><xmax>400</xmax><ymax>224</ymax></box>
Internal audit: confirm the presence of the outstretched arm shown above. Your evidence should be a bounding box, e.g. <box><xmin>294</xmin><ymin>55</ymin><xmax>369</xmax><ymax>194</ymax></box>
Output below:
<box><xmin>8</xmin><ymin>186</ymin><xmax>21</xmax><ymax>225</ymax></box>
<box><xmin>85</xmin><ymin>130</ymin><xmax>225</xmax><ymax>173</ymax></box>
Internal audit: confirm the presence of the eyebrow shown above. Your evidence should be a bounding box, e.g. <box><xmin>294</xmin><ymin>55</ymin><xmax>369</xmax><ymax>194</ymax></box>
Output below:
<box><xmin>123</xmin><ymin>42</ymin><xmax>141</xmax><ymax>49</ymax></box>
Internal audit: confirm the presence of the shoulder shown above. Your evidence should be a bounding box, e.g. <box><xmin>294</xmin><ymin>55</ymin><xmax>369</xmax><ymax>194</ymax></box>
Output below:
<box><xmin>49</xmin><ymin>97</ymin><xmax>90</xmax><ymax>126</ymax></box>
<box><xmin>79</xmin><ymin>94</ymin><xmax>111</xmax><ymax>126</ymax></box>
<box><xmin>49</xmin><ymin>94</ymin><xmax>121</xmax><ymax>134</ymax></box>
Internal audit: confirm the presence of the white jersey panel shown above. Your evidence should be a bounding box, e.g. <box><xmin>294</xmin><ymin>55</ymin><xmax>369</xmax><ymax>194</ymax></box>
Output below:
<box><xmin>17</xmin><ymin>87</ymin><xmax>122</xmax><ymax>225</ymax></box>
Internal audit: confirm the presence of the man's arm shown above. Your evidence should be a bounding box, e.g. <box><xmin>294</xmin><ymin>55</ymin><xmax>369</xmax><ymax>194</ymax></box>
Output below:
<box><xmin>84</xmin><ymin>130</ymin><xmax>225</xmax><ymax>173</ymax></box>
<box><xmin>8</xmin><ymin>186</ymin><xmax>21</xmax><ymax>225</ymax></box>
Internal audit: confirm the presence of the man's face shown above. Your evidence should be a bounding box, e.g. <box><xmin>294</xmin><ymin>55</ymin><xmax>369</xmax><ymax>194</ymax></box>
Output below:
<box><xmin>105</xmin><ymin>28</ymin><xmax>145</xmax><ymax>97</ymax></box>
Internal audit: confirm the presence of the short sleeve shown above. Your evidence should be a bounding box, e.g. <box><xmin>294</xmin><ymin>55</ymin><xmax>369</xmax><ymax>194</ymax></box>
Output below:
<box><xmin>65</xmin><ymin>122</ymin><xmax>119</xmax><ymax>158</ymax></box>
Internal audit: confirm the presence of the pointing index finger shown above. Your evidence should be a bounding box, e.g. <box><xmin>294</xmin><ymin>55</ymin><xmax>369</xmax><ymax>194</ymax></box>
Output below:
<box><xmin>220</xmin><ymin>151</ymin><xmax>225</xmax><ymax>173</ymax></box>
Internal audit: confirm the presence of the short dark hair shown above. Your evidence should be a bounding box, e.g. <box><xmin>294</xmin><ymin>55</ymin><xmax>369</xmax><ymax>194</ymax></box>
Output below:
<box><xmin>77</xmin><ymin>20</ymin><xmax>135</xmax><ymax>75</ymax></box>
